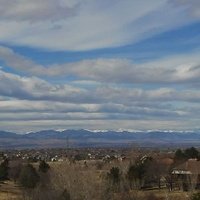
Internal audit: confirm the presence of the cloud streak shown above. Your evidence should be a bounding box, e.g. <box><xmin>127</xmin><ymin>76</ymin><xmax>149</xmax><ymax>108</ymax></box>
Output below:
<box><xmin>1</xmin><ymin>69</ymin><xmax>200</xmax><ymax>105</ymax></box>
<box><xmin>1</xmin><ymin>46</ymin><xmax>200</xmax><ymax>84</ymax></box>
<box><xmin>0</xmin><ymin>0</ymin><xmax>81</xmax><ymax>22</ymax></box>
<box><xmin>0</xmin><ymin>0</ymin><xmax>199</xmax><ymax>51</ymax></box>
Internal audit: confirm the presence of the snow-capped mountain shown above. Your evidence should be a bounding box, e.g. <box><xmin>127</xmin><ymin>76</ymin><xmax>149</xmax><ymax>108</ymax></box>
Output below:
<box><xmin>0</xmin><ymin>129</ymin><xmax>200</xmax><ymax>149</ymax></box>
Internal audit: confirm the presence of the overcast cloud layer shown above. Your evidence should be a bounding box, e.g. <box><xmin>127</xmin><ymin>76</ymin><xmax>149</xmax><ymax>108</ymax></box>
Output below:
<box><xmin>0</xmin><ymin>0</ymin><xmax>200</xmax><ymax>132</ymax></box>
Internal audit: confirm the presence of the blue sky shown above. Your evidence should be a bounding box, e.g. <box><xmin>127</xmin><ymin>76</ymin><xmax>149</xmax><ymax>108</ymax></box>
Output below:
<box><xmin>0</xmin><ymin>0</ymin><xmax>200</xmax><ymax>132</ymax></box>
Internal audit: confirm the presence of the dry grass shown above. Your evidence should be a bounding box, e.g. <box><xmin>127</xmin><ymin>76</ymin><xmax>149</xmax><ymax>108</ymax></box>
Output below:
<box><xmin>0</xmin><ymin>161</ymin><xmax>195</xmax><ymax>200</ymax></box>
<box><xmin>0</xmin><ymin>181</ymin><xmax>22</xmax><ymax>200</ymax></box>
<box><xmin>142</xmin><ymin>189</ymin><xmax>190</xmax><ymax>200</ymax></box>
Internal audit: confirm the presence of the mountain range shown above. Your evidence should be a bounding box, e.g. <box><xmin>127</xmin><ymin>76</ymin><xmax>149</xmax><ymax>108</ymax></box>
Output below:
<box><xmin>0</xmin><ymin>129</ymin><xmax>200</xmax><ymax>149</ymax></box>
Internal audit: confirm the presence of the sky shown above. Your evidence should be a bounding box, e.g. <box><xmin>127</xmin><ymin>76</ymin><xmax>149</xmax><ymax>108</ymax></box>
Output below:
<box><xmin>0</xmin><ymin>0</ymin><xmax>200</xmax><ymax>133</ymax></box>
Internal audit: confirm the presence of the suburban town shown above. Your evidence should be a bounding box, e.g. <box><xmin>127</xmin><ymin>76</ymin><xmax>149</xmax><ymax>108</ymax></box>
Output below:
<box><xmin>0</xmin><ymin>146</ymin><xmax>200</xmax><ymax>199</ymax></box>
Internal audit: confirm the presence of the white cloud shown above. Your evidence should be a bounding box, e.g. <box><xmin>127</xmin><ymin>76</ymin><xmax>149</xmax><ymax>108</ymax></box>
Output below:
<box><xmin>1</xmin><ymin>45</ymin><xmax>200</xmax><ymax>84</ymax></box>
<box><xmin>0</xmin><ymin>0</ymin><xmax>81</xmax><ymax>22</ymax></box>
<box><xmin>0</xmin><ymin>0</ymin><xmax>198</xmax><ymax>51</ymax></box>
<box><xmin>0</xmin><ymin>69</ymin><xmax>198</xmax><ymax>132</ymax></box>
<box><xmin>1</xmin><ymin>69</ymin><xmax>200</xmax><ymax>105</ymax></box>
<box><xmin>0</xmin><ymin>46</ymin><xmax>46</xmax><ymax>74</ymax></box>
<box><xmin>0</xmin><ymin>99</ymin><xmax>184</xmax><ymax>118</ymax></box>
<box><xmin>171</xmin><ymin>0</ymin><xmax>200</xmax><ymax>18</ymax></box>
<box><xmin>0</xmin><ymin>100</ymin><xmax>100</xmax><ymax>113</ymax></box>
<box><xmin>0</xmin><ymin>70</ymin><xmax>88</xmax><ymax>102</ymax></box>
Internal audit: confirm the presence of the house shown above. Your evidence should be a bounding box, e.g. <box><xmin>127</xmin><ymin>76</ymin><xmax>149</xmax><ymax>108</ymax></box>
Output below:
<box><xmin>172</xmin><ymin>159</ymin><xmax>200</xmax><ymax>191</ymax></box>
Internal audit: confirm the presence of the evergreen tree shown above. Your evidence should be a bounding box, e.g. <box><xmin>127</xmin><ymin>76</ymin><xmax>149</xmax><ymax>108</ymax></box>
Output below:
<box><xmin>174</xmin><ymin>149</ymin><xmax>186</xmax><ymax>160</ymax></box>
<box><xmin>39</xmin><ymin>160</ymin><xmax>50</xmax><ymax>173</ymax></box>
<box><xmin>127</xmin><ymin>162</ymin><xmax>145</xmax><ymax>189</ymax></box>
<box><xmin>0</xmin><ymin>159</ymin><xmax>9</xmax><ymax>181</ymax></box>
<box><xmin>19</xmin><ymin>164</ymin><xmax>39</xmax><ymax>188</ymax></box>
<box><xmin>107</xmin><ymin>167</ymin><xmax>121</xmax><ymax>192</ymax></box>
<box><xmin>184</xmin><ymin>147</ymin><xmax>199</xmax><ymax>159</ymax></box>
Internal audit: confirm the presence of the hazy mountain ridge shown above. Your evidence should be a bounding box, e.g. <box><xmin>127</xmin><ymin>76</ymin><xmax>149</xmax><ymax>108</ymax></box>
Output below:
<box><xmin>0</xmin><ymin>129</ymin><xmax>200</xmax><ymax>149</ymax></box>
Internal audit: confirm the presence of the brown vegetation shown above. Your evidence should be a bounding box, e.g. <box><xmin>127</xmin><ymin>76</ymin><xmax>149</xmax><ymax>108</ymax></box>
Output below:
<box><xmin>0</xmin><ymin>147</ymin><xmax>200</xmax><ymax>200</ymax></box>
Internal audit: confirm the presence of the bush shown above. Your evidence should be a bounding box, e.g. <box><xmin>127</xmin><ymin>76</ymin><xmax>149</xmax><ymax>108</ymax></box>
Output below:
<box><xmin>191</xmin><ymin>193</ymin><xmax>200</xmax><ymax>200</ymax></box>
<box><xmin>60</xmin><ymin>189</ymin><xmax>71</xmax><ymax>200</ymax></box>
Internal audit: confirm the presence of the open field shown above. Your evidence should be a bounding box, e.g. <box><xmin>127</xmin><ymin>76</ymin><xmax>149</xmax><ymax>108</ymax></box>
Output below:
<box><xmin>0</xmin><ymin>180</ymin><xmax>192</xmax><ymax>200</ymax></box>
